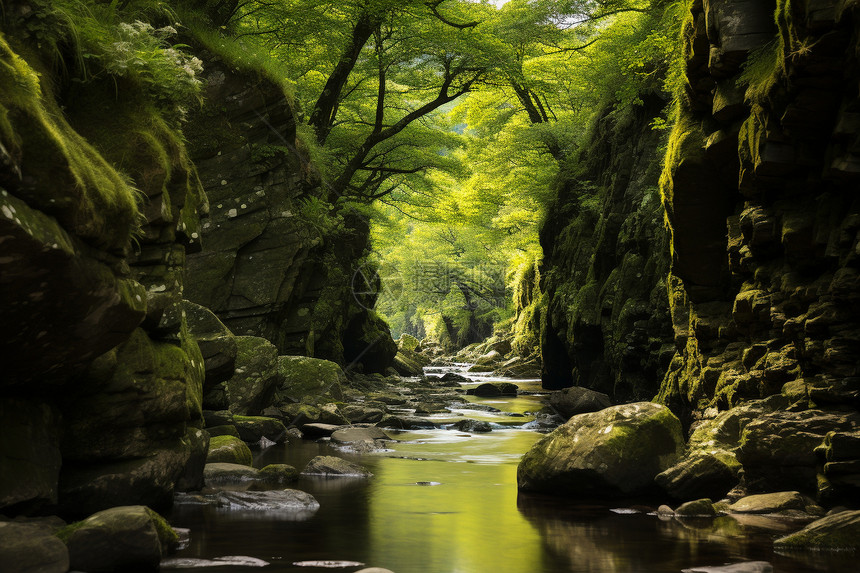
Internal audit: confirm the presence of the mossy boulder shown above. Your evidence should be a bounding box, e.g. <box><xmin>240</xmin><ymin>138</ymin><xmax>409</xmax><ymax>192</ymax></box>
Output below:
<box><xmin>207</xmin><ymin>435</ymin><xmax>253</xmax><ymax>466</ymax></box>
<box><xmin>397</xmin><ymin>333</ymin><xmax>421</xmax><ymax>352</ymax></box>
<box><xmin>276</xmin><ymin>356</ymin><xmax>345</xmax><ymax>403</ymax></box>
<box><xmin>232</xmin><ymin>415</ymin><xmax>288</xmax><ymax>444</ymax></box>
<box><xmin>774</xmin><ymin>510</ymin><xmax>860</xmax><ymax>551</ymax></box>
<box><xmin>61</xmin><ymin>506</ymin><xmax>176</xmax><ymax>573</ymax></box>
<box><xmin>183</xmin><ymin>301</ymin><xmax>238</xmax><ymax>385</ymax></box>
<box><xmin>674</xmin><ymin>498</ymin><xmax>717</xmax><ymax>517</ymax></box>
<box><xmin>517</xmin><ymin>402</ymin><xmax>684</xmax><ymax>497</ymax></box>
<box><xmin>224</xmin><ymin>336</ymin><xmax>282</xmax><ymax>415</ymax></box>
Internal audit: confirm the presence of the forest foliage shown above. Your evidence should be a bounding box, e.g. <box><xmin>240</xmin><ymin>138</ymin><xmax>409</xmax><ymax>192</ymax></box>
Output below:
<box><xmin>3</xmin><ymin>0</ymin><xmax>689</xmax><ymax>349</ymax></box>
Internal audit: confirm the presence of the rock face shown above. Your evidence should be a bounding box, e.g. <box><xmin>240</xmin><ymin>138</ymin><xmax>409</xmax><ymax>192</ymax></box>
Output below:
<box><xmin>536</xmin><ymin>94</ymin><xmax>674</xmax><ymax>398</ymax></box>
<box><xmin>0</xmin><ymin>521</ymin><xmax>69</xmax><ymax>573</ymax></box>
<box><xmin>653</xmin><ymin>0</ymin><xmax>860</xmax><ymax>504</ymax></box>
<box><xmin>517</xmin><ymin>403</ymin><xmax>685</xmax><ymax>497</ymax></box>
<box><xmin>0</xmin><ymin>11</ymin><xmax>207</xmax><ymax>515</ymax></box>
<box><xmin>184</xmin><ymin>53</ymin><xmax>396</xmax><ymax>374</ymax></box>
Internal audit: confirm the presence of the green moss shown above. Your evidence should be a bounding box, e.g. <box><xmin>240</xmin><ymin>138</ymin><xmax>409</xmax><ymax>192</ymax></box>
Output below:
<box><xmin>0</xmin><ymin>36</ymin><xmax>142</xmax><ymax>250</ymax></box>
<box><xmin>143</xmin><ymin>507</ymin><xmax>179</xmax><ymax>550</ymax></box>
<box><xmin>182</xmin><ymin>19</ymin><xmax>295</xmax><ymax>102</ymax></box>
<box><xmin>207</xmin><ymin>434</ymin><xmax>252</xmax><ymax>466</ymax></box>
<box><xmin>55</xmin><ymin>520</ymin><xmax>86</xmax><ymax>544</ymax></box>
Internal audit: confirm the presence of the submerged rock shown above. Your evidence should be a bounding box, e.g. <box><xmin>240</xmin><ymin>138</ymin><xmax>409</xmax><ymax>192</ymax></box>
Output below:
<box><xmin>682</xmin><ymin>562</ymin><xmax>773</xmax><ymax>573</ymax></box>
<box><xmin>301</xmin><ymin>456</ymin><xmax>373</xmax><ymax>478</ymax></box>
<box><xmin>214</xmin><ymin>490</ymin><xmax>319</xmax><ymax>512</ymax></box>
<box><xmin>773</xmin><ymin>510</ymin><xmax>860</xmax><ymax>551</ymax></box>
<box><xmin>517</xmin><ymin>402</ymin><xmax>684</xmax><ymax>497</ymax></box>
<box><xmin>62</xmin><ymin>506</ymin><xmax>177</xmax><ymax>573</ymax></box>
<box><xmin>451</xmin><ymin>419</ymin><xmax>493</xmax><ymax>433</ymax></box>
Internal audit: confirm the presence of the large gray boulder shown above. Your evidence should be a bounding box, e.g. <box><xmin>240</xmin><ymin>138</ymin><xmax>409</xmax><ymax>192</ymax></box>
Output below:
<box><xmin>517</xmin><ymin>402</ymin><xmax>684</xmax><ymax>497</ymax></box>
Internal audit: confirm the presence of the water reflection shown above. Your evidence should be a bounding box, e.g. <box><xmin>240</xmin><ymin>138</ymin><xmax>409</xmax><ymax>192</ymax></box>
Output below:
<box><xmin>516</xmin><ymin>494</ymin><xmax>856</xmax><ymax>573</ymax></box>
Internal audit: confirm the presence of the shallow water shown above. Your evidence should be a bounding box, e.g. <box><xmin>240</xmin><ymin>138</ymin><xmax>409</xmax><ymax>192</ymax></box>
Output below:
<box><xmin>167</xmin><ymin>369</ymin><xmax>856</xmax><ymax>573</ymax></box>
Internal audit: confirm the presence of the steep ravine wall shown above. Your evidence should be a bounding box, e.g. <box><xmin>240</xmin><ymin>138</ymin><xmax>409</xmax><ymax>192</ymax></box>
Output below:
<box><xmin>655</xmin><ymin>0</ymin><xmax>860</xmax><ymax>500</ymax></box>
<box><xmin>0</xmin><ymin>7</ymin><xmax>207</xmax><ymax>515</ymax></box>
<box><xmin>0</xmin><ymin>0</ymin><xmax>393</xmax><ymax>520</ymax></box>
<box><xmin>182</xmin><ymin>51</ymin><xmax>397</xmax><ymax>373</ymax></box>
<box><xmin>538</xmin><ymin>98</ymin><xmax>675</xmax><ymax>401</ymax></box>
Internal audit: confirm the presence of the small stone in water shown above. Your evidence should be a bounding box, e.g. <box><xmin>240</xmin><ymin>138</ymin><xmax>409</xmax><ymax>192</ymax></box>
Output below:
<box><xmin>610</xmin><ymin>508</ymin><xmax>641</xmax><ymax>514</ymax></box>
<box><xmin>161</xmin><ymin>556</ymin><xmax>269</xmax><ymax>568</ymax></box>
<box><xmin>293</xmin><ymin>561</ymin><xmax>366</xmax><ymax>568</ymax></box>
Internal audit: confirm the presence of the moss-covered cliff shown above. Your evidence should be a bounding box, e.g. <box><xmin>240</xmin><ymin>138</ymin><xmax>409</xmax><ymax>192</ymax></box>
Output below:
<box><xmin>537</xmin><ymin>98</ymin><xmax>675</xmax><ymax>400</ymax></box>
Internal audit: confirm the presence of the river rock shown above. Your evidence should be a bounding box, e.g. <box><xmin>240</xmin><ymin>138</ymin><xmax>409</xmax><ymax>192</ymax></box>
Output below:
<box><xmin>517</xmin><ymin>402</ymin><xmax>684</xmax><ymax>497</ymax></box>
<box><xmin>548</xmin><ymin>386</ymin><xmax>612</xmax><ymax>419</ymax></box>
<box><xmin>331</xmin><ymin>426</ymin><xmax>392</xmax><ymax>444</ymax></box>
<box><xmin>682</xmin><ymin>562</ymin><xmax>773</xmax><ymax>573</ymax></box>
<box><xmin>232</xmin><ymin>415</ymin><xmax>287</xmax><ymax>444</ymax></box>
<box><xmin>476</xmin><ymin>350</ymin><xmax>502</xmax><ymax>365</ymax></box>
<box><xmin>203</xmin><ymin>463</ymin><xmax>260</xmax><ymax>484</ymax></box>
<box><xmin>355</xmin><ymin>569</ymin><xmax>396</xmax><ymax>573</ymax></box>
<box><xmin>439</xmin><ymin>373</ymin><xmax>469</xmax><ymax>383</ymax></box>
<box><xmin>63</xmin><ymin>506</ymin><xmax>177</xmax><ymax>573</ymax></box>
<box><xmin>0</xmin><ymin>522</ymin><xmax>69</xmax><ymax>573</ymax></box>
<box><xmin>675</xmin><ymin>498</ymin><xmax>717</xmax><ymax>517</ymax></box>
<box><xmin>342</xmin><ymin>404</ymin><xmax>386</xmax><ymax>423</ymax></box>
<box><xmin>727</xmin><ymin>491</ymin><xmax>810</xmax><ymax>514</ymax></box>
<box><xmin>470</xmin><ymin>383</ymin><xmax>502</xmax><ymax>397</ymax></box>
<box><xmin>207</xmin><ymin>424</ymin><xmax>240</xmax><ymax>438</ymax></box>
<box><xmin>207</xmin><ymin>435</ymin><xmax>253</xmax><ymax>466</ymax></box>
<box><xmin>301</xmin><ymin>455</ymin><xmax>373</xmax><ymax>478</ymax></box>
<box><xmin>301</xmin><ymin>423</ymin><xmax>342</xmax><ymax>438</ymax></box>
<box><xmin>451</xmin><ymin>419</ymin><xmax>493</xmax><ymax>433</ymax></box>
<box><xmin>773</xmin><ymin>510</ymin><xmax>860</xmax><ymax>551</ymax></box>
<box><xmin>377</xmin><ymin>415</ymin><xmax>439</xmax><ymax>429</ymax></box>
<box><xmin>203</xmin><ymin>410</ymin><xmax>234</xmax><ymax>428</ymax></box>
<box><xmin>277</xmin><ymin>356</ymin><xmax>345</xmax><ymax>403</ymax></box>
<box><xmin>215</xmin><ymin>490</ymin><xmax>320</xmax><ymax>512</ymax></box>
<box><xmin>656</xmin><ymin>453</ymin><xmax>738</xmax><ymax>501</ymax></box>
<box><xmin>257</xmin><ymin>464</ymin><xmax>299</xmax><ymax>485</ymax></box>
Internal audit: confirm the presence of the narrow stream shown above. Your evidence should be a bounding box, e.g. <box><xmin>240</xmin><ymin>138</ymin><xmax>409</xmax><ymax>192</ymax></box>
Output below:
<box><xmin>167</xmin><ymin>366</ymin><xmax>856</xmax><ymax>573</ymax></box>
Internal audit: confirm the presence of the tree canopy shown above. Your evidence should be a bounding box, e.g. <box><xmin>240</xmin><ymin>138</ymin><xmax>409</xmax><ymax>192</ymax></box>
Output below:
<box><xmin>203</xmin><ymin>0</ymin><xmax>687</xmax><ymax>348</ymax></box>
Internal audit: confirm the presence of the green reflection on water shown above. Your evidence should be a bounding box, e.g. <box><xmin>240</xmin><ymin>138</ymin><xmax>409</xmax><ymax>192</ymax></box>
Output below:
<box><xmin>367</xmin><ymin>429</ymin><xmax>550</xmax><ymax>573</ymax></box>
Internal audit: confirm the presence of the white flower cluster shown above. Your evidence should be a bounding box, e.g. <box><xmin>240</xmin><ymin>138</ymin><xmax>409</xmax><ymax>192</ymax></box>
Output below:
<box><xmin>103</xmin><ymin>19</ymin><xmax>203</xmax><ymax>115</ymax></box>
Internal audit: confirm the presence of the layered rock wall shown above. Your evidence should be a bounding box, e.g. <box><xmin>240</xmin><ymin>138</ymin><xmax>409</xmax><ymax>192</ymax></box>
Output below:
<box><xmin>657</xmin><ymin>0</ymin><xmax>860</xmax><ymax>501</ymax></box>
<box><xmin>0</xmin><ymin>4</ymin><xmax>207</xmax><ymax>516</ymax></box>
